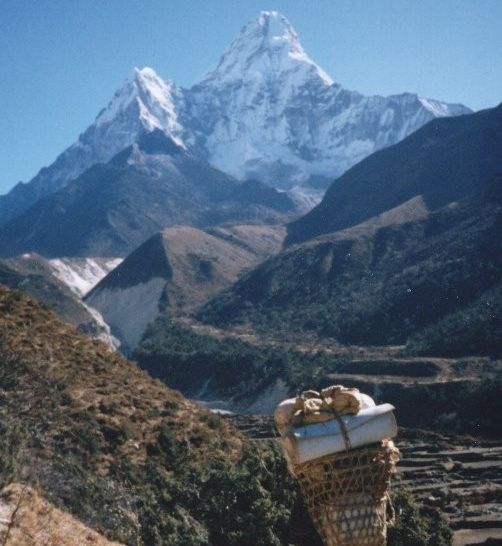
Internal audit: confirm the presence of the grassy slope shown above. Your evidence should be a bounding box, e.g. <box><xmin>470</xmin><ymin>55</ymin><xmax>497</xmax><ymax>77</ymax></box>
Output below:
<box><xmin>198</xmin><ymin>188</ymin><xmax>502</xmax><ymax>357</ymax></box>
<box><xmin>0</xmin><ymin>284</ymin><xmax>295</xmax><ymax>546</ymax></box>
<box><xmin>0</xmin><ymin>284</ymin><xmax>452</xmax><ymax>545</ymax></box>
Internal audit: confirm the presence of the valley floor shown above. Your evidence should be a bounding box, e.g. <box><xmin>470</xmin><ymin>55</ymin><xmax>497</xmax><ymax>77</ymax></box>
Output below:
<box><xmin>185</xmin><ymin>319</ymin><xmax>500</xmax><ymax>421</ymax></box>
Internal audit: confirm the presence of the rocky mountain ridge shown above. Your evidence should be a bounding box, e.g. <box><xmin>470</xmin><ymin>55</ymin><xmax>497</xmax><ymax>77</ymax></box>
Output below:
<box><xmin>0</xmin><ymin>253</ymin><xmax>118</xmax><ymax>348</ymax></box>
<box><xmin>287</xmin><ymin>103</ymin><xmax>502</xmax><ymax>245</ymax></box>
<box><xmin>197</xmin><ymin>105</ymin><xmax>502</xmax><ymax>354</ymax></box>
<box><xmin>47</xmin><ymin>256</ymin><xmax>123</xmax><ymax>297</ymax></box>
<box><xmin>198</xmin><ymin>180</ymin><xmax>502</xmax><ymax>355</ymax></box>
<box><xmin>0</xmin><ymin>130</ymin><xmax>295</xmax><ymax>258</ymax></box>
<box><xmin>0</xmin><ymin>11</ymin><xmax>470</xmax><ymax>225</ymax></box>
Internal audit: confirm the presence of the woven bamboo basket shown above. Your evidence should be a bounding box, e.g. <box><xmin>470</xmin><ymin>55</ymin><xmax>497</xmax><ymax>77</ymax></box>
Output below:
<box><xmin>291</xmin><ymin>440</ymin><xmax>399</xmax><ymax>546</ymax></box>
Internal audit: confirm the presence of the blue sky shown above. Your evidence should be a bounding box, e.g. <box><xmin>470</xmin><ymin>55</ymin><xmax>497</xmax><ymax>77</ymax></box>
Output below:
<box><xmin>1</xmin><ymin>0</ymin><xmax>501</xmax><ymax>194</ymax></box>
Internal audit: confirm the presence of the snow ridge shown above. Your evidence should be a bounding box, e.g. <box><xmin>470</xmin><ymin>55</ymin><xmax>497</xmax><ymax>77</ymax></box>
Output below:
<box><xmin>96</xmin><ymin>67</ymin><xmax>185</xmax><ymax>146</ymax></box>
<box><xmin>49</xmin><ymin>257</ymin><xmax>123</xmax><ymax>297</ymax></box>
<box><xmin>1</xmin><ymin>11</ymin><xmax>472</xmax><ymax>218</ymax></box>
<box><xmin>203</xmin><ymin>10</ymin><xmax>333</xmax><ymax>86</ymax></box>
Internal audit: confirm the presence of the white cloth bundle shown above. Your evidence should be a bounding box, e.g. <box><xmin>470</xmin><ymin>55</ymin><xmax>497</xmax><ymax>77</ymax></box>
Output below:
<box><xmin>282</xmin><ymin>403</ymin><xmax>397</xmax><ymax>464</ymax></box>
<box><xmin>274</xmin><ymin>397</ymin><xmax>301</xmax><ymax>432</ymax></box>
<box><xmin>274</xmin><ymin>392</ymin><xmax>376</xmax><ymax>434</ymax></box>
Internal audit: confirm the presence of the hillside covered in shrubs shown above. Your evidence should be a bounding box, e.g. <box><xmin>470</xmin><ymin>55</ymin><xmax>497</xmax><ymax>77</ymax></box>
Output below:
<box><xmin>199</xmin><ymin>180</ymin><xmax>502</xmax><ymax>357</ymax></box>
<box><xmin>0</xmin><ymin>284</ymin><xmax>453</xmax><ymax>545</ymax></box>
<box><xmin>0</xmin><ymin>285</ymin><xmax>296</xmax><ymax>545</ymax></box>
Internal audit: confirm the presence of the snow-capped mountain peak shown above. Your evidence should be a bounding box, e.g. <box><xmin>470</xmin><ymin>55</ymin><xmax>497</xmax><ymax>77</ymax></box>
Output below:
<box><xmin>95</xmin><ymin>66</ymin><xmax>185</xmax><ymax>146</ymax></box>
<box><xmin>0</xmin><ymin>11</ymin><xmax>472</xmax><ymax>225</ymax></box>
<box><xmin>418</xmin><ymin>96</ymin><xmax>470</xmax><ymax>117</ymax></box>
<box><xmin>201</xmin><ymin>11</ymin><xmax>333</xmax><ymax>86</ymax></box>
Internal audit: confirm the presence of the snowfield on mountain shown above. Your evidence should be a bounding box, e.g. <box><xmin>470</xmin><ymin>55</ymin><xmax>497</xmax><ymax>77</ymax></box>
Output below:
<box><xmin>0</xmin><ymin>11</ymin><xmax>470</xmax><ymax>224</ymax></box>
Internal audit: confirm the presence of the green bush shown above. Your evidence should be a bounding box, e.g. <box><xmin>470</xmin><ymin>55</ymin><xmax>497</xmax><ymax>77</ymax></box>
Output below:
<box><xmin>0</xmin><ymin>415</ymin><xmax>24</xmax><ymax>488</ymax></box>
<box><xmin>133</xmin><ymin>315</ymin><xmax>348</xmax><ymax>400</ymax></box>
<box><xmin>389</xmin><ymin>490</ymin><xmax>452</xmax><ymax>546</ymax></box>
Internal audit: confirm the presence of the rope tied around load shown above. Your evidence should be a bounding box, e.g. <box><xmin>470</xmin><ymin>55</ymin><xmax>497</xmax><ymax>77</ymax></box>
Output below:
<box><xmin>331</xmin><ymin>407</ymin><xmax>352</xmax><ymax>452</ymax></box>
<box><xmin>275</xmin><ymin>385</ymin><xmax>400</xmax><ymax>546</ymax></box>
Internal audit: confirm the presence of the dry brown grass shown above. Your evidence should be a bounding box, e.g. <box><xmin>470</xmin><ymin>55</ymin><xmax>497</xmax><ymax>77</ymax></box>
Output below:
<box><xmin>0</xmin><ymin>483</ymin><xmax>124</xmax><ymax>546</ymax></box>
<box><xmin>0</xmin><ymin>284</ymin><xmax>243</xmax><ymax>474</ymax></box>
<box><xmin>160</xmin><ymin>224</ymin><xmax>285</xmax><ymax>315</ymax></box>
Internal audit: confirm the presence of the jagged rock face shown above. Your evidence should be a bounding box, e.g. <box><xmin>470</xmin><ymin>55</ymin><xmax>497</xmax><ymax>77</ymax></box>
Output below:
<box><xmin>184</xmin><ymin>11</ymin><xmax>336</xmax><ymax>186</ymax></box>
<box><xmin>0</xmin><ymin>11</ymin><xmax>470</xmax><ymax>224</ymax></box>
<box><xmin>0</xmin><ymin>69</ymin><xmax>184</xmax><ymax>225</ymax></box>
<box><xmin>185</xmin><ymin>11</ymin><xmax>469</xmax><ymax>187</ymax></box>
<box><xmin>47</xmin><ymin>257</ymin><xmax>123</xmax><ymax>298</ymax></box>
